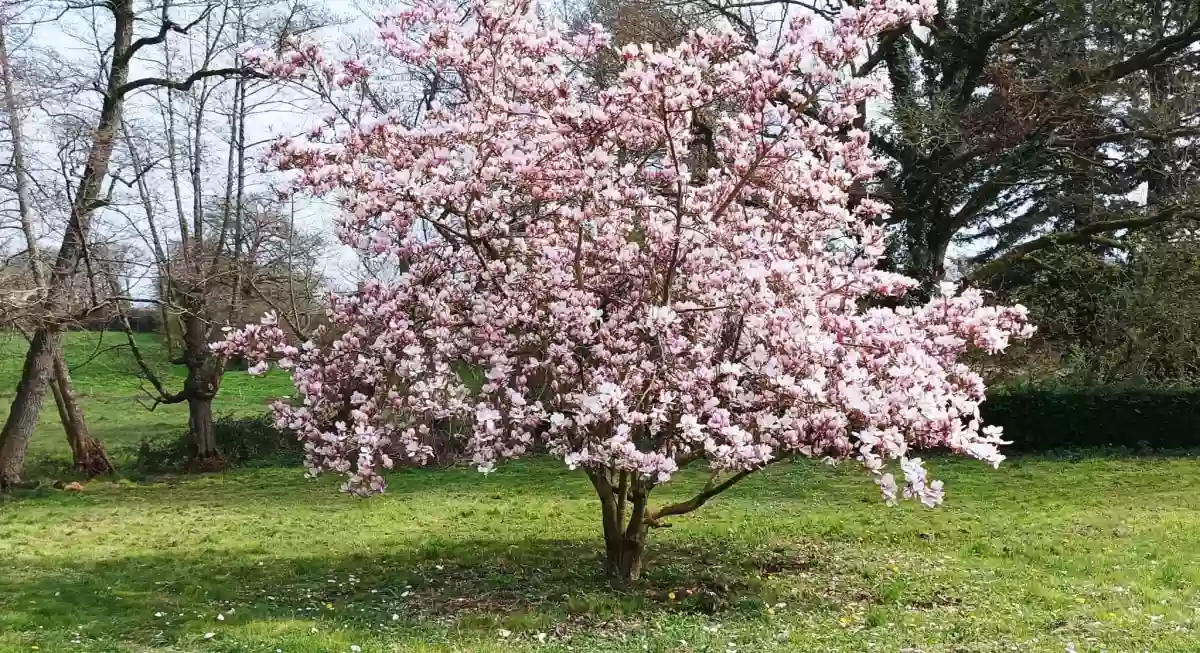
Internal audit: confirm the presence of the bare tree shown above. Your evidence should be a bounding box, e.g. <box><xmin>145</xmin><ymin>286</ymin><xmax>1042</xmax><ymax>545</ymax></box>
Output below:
<box><xmin>114</xmin><ymin>0</ymin><xmax>331</xmax><ymax>466</ymax></box>
<box><xmin>0</xmin><ymin>0</ymin><xmax>262</xmax><ymax>488</ymax></box>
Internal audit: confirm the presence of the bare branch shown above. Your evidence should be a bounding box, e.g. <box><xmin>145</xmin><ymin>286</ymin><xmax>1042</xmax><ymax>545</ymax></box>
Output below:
<box><xmin>118</xmin><ymin>66</ymin><xmax>267</xmax><ymax>96</ymax></box>
<box><xmin>648</xmin><ymin>469</ymin><xmax>755</xmax><ymax>524</ymax></box>
<box><xmin>114</xmin><ymin>304</ymin><xmax>186</xmax><ymax>407</ymax></box>
<box><xmin>967</xmin><ymin>207</ymin><xmax>1200</xmax><ymax>282</ymax></box>
<box><xmin>121</xmin><ymin>1</ymin><xmax>216</xmax><ymax>65</ymax></box>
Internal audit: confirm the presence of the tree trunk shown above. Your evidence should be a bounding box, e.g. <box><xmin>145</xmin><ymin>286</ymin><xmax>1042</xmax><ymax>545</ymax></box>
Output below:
<box><xmin>0</xmin><ymin>330</ymin><xmax>57</xmax><ymax>488</ymax></box>
<box><xmin>591</xmin><ymin>470</ymin><xmax>651</xmax><ymax>584</ymax></box>
<box><xmin>181</xmin><ymin>307</ymin><xmax>225</xmax><ymax>468</ymax></box>
<box><xmin>901</xmin><ymin>207</ymin><xmax>952</xmax><ymax>297</ymax></box>
<box><xmin>49</xmin><ymin>369</ymin><xmax>71</xmax><ymax>432</ymax></box>
<box><xmin>607</xmin><ymin>506</ymin><xmax>649</xmax><ymax>583</ymax></box>
<box><xmin>51</xmin><ymin>354</ymin><xmax>112</xmax><ymax>477</ymax></box>
<box><xmin>188</xmin><ymin>396</ymin><xmax>219</xmax><ymax>462</ymax></box>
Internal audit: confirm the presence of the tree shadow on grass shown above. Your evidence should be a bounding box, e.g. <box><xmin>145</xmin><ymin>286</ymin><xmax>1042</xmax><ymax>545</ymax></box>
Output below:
<box><xmin>0</xmin><ymin>534</ymin><xmax>848</xmax><ymax>648</ymax></box>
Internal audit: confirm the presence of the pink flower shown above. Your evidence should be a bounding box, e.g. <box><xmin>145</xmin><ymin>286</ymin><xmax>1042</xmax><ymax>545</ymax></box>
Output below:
<box><xmin>215</xmin><ymin>0</ymin><xmax>1031</xmax><ymax>504</ymax></box>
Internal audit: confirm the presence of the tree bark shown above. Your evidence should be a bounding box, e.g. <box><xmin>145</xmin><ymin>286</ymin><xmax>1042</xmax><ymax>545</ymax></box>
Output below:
<box><xmin>187</xmin><ymin>396</ymin><xmax>220</xmax><ymax>464</ymax></box>
<box><xmin>48</xmin><ymin>369</ymin><xmax>70</xmax><ymax>434</ymax></box>
<box><xmin>605</xmin><ymin>520</ymin><xmax>649</xmax><ymax>583</ymax></box>
<box><xmin>0</xmin><ymin>331</ymin><xmax>55</xmax><ymax>488</ymax></box>
<box><xmin>51</xmin><ymin>354</ymin><xmax>113</xmax><ymax>477</ymax></box>
<box><xmin>183</xmin><ymin>364</ymin><xmax>223</xmax><ymax>466</ymax></box>
<box><xmin>182</xmin><ymin>310</ymin><xmax>224</xmax><ymax>467</ymax></box>
<box><xmin>613</xmin><ymin>485</ymin><xmax>650</xmax><ymax>582</ymax></box>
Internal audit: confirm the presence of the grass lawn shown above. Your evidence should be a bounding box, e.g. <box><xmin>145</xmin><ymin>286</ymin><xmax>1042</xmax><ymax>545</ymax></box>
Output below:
<box><xmin>1</xmin><ymin>332</ymin><xmax>1199</xmax><ymax>652</ymax></box>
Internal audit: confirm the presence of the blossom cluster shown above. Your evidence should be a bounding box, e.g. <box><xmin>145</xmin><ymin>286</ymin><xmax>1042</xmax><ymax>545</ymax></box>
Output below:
<box><xmin>217</xmin><ymin>0</ymin><xmax>1032</xmax><ymax>501</ymax></box>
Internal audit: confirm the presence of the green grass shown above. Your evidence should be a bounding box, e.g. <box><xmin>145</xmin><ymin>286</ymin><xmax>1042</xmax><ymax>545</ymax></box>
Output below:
<box><xmin>1</xmin><ymin>332</ymin><xmax>1200</xmax><ymax>652</ymax></box>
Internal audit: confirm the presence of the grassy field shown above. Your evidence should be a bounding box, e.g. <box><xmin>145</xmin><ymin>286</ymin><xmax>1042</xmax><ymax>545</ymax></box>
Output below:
<box><xmin>1</xmin><ymin>332</ymin><xmax>1199</xmax><ymax>652</ymax></box>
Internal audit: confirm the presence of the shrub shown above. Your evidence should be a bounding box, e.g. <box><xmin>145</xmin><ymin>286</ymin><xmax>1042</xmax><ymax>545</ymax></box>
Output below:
<box><xmin>133</xmin><ymin>433</ymin><xmax>192</xmax><ymax>472</ymax></box>
<box><xmin>983</xmin><ymin>387</ymin><xmax>1200</xmax><ymax>452</ymax></box>
<box><xmin>215</xmin><ymin>414</ymin><xmax>304</xmax><ymax>466</ymax></box>
<box><xmin>135</xmin><ymin>414</ymin><xmax>302</xmax><ymax>471</ymax></box>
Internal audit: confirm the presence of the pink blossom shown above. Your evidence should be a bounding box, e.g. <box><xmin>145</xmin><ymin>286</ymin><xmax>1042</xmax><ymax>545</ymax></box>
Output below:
<box><xmin>216</xmin><ymin>0</ymin><xmax>1031</xmax><ymax>502</ymax></box>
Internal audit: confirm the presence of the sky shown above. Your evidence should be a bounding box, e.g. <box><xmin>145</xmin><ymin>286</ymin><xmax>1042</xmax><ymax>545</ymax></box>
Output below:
<box><xmin>2</xmin><ymin>0</ymin><xmax>378</xmax><ymax>297</ymax></box>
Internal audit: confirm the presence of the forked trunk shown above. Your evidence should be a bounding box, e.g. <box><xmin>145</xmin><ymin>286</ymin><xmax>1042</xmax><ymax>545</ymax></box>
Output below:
<box><xmin>592</xmin><ymin>470</ymin><xmax>652</xmax><ymax>584</ymax></box>
<box><xmin>0</xmin><ymin>1</ymin><xmax>137</xmax><ymax>490</ymax></box>
<box><xmin>0</xmin><ymin>330</ymin><xmax>58</xmax><ymax>489</ymax></box>
<box><xmin>589</xmin><ymin>465</ymin><xmax>756</xmax><ymax>582</ymax></box>
<box><xmin>604</xmin><ymin>517</ymin><xmax>649</xmax><ymax>583</ymax></box>
<box><xmin>49</xmin><ymin>354</ymin><xmax>113</xmax><ymax>477</ymax></box>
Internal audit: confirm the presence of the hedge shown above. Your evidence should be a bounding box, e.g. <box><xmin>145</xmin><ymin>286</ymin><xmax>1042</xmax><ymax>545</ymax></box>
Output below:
<box><xmin>981</xmin><ymin>387</ymin><xmax>1200</xmax><ymax>452</ymax></box>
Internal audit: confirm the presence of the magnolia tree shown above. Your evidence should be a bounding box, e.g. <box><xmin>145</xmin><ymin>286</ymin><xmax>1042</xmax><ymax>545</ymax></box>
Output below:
<box><xmin>216</xmin><ymin>0</ymin><xmax>1034</xmax><ymax>582</ymax></box>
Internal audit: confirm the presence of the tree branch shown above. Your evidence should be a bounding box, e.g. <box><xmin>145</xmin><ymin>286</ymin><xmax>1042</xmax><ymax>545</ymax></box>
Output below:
<box><xmin>1061</xmin><ymin>127</ymin><xmax>1200</xmax><ymax>149</ymax></box>
<box><xmin>903</xmin><ymin>27</ymin><xmax>937</xmax><ymax>60</ymax></box>
<box><xmin>1069</xmin><ymin>17</ymin><xmax>1200</xmax><ymax>86</ymax></box>
<box><xmin>947</xmin><ymin>162</ymin><xmax>1021</xmax><ymax>233</ymax></box>
<box><xmin>111</xmin><ymin>289</ymin><xmax>185</xmax><ymax>406</ymax></box>
<box><xmin>966</xmin><ymin>208</ymin><xmax>1200</xmax><ymax>282</ymax></box>
<box><xmin>697</xmin><ymin>0</ymin><xmax>758</xmax><ymax>46</ymax></box>
<box><xmin>118</xmin><ymin>66</ymin><xmax>267</xmax><ymax>96</ymax></box>
<box><xmin>121</xmin><ymin>2</ymin><xmax>215</xmax><ymax>65</ymax></box>
<box><xmin>247</xmin><ymin>277</ymin><xmax>309</xmax><ymax>342</ymax></box>
<box><xmin>648</xmin><ymin>469</ymin><xmax>755</xmax><ymax>525</ymax></box>
<box><xmin>615</xmin><ymin>470</ymin><xmax>630</xmax><ymax>528</ymax></box>
<box><xmin>855</xmin><ymin>28</ymin><xmax>903</xmax><ymax>78</ymax></box>
<box><xmin>976</xmin><ymin>4</ymin><xmax>1045</xmax><ymax>45</ymax></box>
